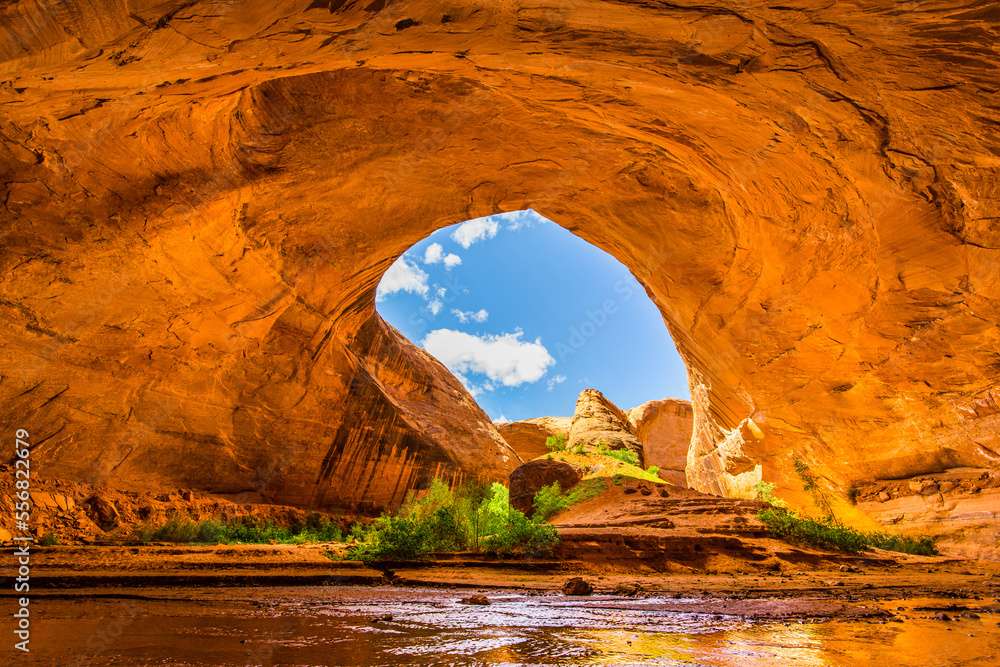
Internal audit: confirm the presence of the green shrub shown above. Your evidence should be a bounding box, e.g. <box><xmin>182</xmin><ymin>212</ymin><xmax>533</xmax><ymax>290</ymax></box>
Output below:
<box><xmin>759</xmin><ymin>507</ymin><xmax>866</xmax><ymax>552</ymax></box>
<box><xmin>532</xmin><ymin>478</ymin><xmax>609</xmax><ymax>522</ymax></box>
<box><xmin>759</xmin><ymin>507</ymin><xmax>936</xmax><ymax>556</ymax></box>
<box><xmin>131</xmin><ymin>514</ymin><xmax>343</xmax><ymax>545</ymax></box>
<box><xmin>39</xmin><ymin>532</ymin><xmax>59</xmax><ymax>546</ymax></box>
<box><xmin>866</xmin><ymin>532</ymin><xmax>938</xmax><ymax>556</ymax></box>
<box><xmin>545</xmin><ymin>434</ymin><xmax>568</xmax><ymax>452</ymax></box>
<box><xmin>482</xmin><ymin>508</ymin><xmax>558</xmax><ymax>557</ymax></box>
<box><xmin>347</xmin><ymin>479</ymin><xmax>560</xmax><ymax>561</ymax></box>
<box><xmin>533</xmin><ymin>482</ymin><xmax>570</xmax><ymax>521</ymax></box>
<box><xmin>645</xmin><ymin>465</ymin><xmax>660</xmax><ymax>476</ymax></box>
<box><xmin>753</xmin><ymin>480</ymin><xmax>788</xmax><ymax>509</ymax></box>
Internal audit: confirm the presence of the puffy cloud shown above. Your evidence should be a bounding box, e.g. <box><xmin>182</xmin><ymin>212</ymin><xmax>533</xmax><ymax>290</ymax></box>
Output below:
<box><xmin>423</xmin><ymin>242</ymin><xmax>444</xmax><ymax>264</ymax></box>
<box><xmin>452</xmin><ymin>308</ymin><xmax>489</xmax><ymax>324</ymax></box>
<box><xmin>422</xmin><ymin>329</ymin><xmax>554</xmax><ymax>388</ymax></box>
<box><xmin>423</xmin><ymin>242</ymin><xmax>462</xmax><ymax>270</ymax></box>
<box><xmin>493</xmin><ymin>414</ymin><xmax>510</xmax><ymax>425</ymax></box>
<box><xmin>451</xmin><ymin>216</ymin><xmax>499</xmax><ymax>249</ymax></box>
<box><xmin>502</xmin><ymin>209</ymin><xmax>540</xmax><ymax>231</ymax></box>
<box><xmin>376</xmin><ymin>256</ymin><xmax>428</xmax><ymax>301</ymax></box>
<box><xmin>546</xmin><ymin>374</ymin><xmax>567</xmax><ymax>392</ymax></box>
<box><xmin>428</xmin><ymin>299</ymin><xmax>443</xmax><ymax>315</ymax></box>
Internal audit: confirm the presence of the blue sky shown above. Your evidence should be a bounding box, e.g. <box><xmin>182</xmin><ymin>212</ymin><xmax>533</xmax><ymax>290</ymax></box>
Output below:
<box><xmin>376</xmin><ymin>210</ymin><xmax>689</xmax><ymax>421</ymax></box>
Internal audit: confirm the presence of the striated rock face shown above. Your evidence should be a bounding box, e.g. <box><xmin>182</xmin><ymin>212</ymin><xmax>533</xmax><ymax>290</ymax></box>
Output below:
<box><xmin>854</xmin><ymin>468</ymin><xmax>1000</xmax><ymax>560</ymax></box>
<box><xmin>0</xmin><ymin>1</ymin><xmax>998</xmax><ymax>540</ymax></box>
<box><xmin>497</xmin><ymin>417</ymin><xmax>571</xmax><ymax>462</ymax></box>
<box><xmin>627</xmin><ymin>399</ymin><xmax>693</xmax><ymax>486</ymax></box>
<box><xmin>568</xmin><ymin>389</ymin><xmax>644</xmax><ymax>461</ymax></box>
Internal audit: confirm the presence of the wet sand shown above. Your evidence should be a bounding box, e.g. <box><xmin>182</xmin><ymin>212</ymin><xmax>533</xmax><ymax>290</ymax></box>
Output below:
<box><xmin>4</xmin><ymin>544</ymin><xmax>998</xmax><ymax>665</ymax></box>
<box><xmin>14</xmin><ymin>585</ymin><xmax>999</xmax><ymax>666</ymax></box>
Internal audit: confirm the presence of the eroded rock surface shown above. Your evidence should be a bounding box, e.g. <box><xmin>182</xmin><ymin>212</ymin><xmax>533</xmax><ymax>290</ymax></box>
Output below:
<box><xmin>627</xmin><ymin>399</ymin><xmax>693</xmax><ymax>486</ymax></box>
<box><xmin>497</xmin><ymin>417</ymin><xmax>571</xmax><ymax>462</ymax></box>
<box><xmin>854</xmin><ymin>468</ymin><xmax>1000</xmax><ymax>560</ymax></box>
<box><xmin>568</xmin><ymin>389</ymin><xmax>644</xmax><ymax>460</ymax></box>
<box><xmin>0</xmin><ymin>1</ymin><xmax>998</xmax><ymax>536</ymax></box>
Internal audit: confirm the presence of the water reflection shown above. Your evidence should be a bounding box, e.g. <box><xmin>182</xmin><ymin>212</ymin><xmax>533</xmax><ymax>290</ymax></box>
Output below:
<box><xmin>26</xmin><ymin>587</ymin><xmax>998</xmax><ymax>666</ymax></box>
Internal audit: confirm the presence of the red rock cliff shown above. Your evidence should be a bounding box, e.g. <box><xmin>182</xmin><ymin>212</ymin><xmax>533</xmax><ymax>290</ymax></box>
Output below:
<box><xmin>0</xmin><ymin>1</ymin><xmax>997</xmax><ymax>529</ymax></box>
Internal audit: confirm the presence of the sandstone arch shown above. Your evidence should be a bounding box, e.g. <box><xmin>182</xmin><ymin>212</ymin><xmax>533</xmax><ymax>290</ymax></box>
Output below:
<box><xmin>1</xmin><ymin>1</ymin><xmax>997</xmax><ymax>529</ymax></box>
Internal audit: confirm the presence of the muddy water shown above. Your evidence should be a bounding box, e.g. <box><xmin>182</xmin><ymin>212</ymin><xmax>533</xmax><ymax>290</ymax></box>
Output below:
<box><xmin>20</xmin><ymin>586</ymin><xmax>998</xmax><ymax>666</ymax></box>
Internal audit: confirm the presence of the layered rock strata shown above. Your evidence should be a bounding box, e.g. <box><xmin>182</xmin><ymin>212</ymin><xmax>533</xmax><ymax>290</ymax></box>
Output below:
<box><xmin>0</xmin><ymin>1</ymin><xmax>996</xmax><ymax>535</ymax></box>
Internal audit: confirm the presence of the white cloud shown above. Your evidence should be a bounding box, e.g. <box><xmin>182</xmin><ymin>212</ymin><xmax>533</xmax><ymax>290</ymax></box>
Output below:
<box><xmin>546</xmin><ymin>374</ymin><xmax>567</xmax><ymax>392</ymax></box>
<box><xmin>423</xmin><ymin>243</ymin><xmax>444</xmax><ymax>264</ymax></box>
<box><xmin>428</xmin><ymin>299</ymin><xmax>443</xmax><ymax>315</ymax></box>
<box><xmin>452</xmin><ymin>308</ymin><xmax>489</xmax><ymax>324</ymax></box>
<box><xmin>377</xmin><ymin>257</ymin><xmax>428</xmax><ymax>301</ymax></box>
<box><xmin>503</xmin><ymin>210</ymin><xmax>539</xmax><ymax>231</ymax></box>
<box><xmin>493</xmin><ymin>414</ymin><xmax>510</xmax><ymax>425</ymax></box>
<box><xmin>451</xmin><ymin>217</ymin><xmax>499</xmax><ymax>249</ymax></box>
<box><xmin>436</xmin><ymin>286</ymin><xmax>447</xmax><ymax>298</ymax></box>
<box><xmin>443</xmin><ymin>253</ymin><xmax>462</xmax><ymax>269</ymax></box>
<box><xmin>422</xmin><ymin>328</ymin><xmax>554</xmax><ymax>388</ymax></box>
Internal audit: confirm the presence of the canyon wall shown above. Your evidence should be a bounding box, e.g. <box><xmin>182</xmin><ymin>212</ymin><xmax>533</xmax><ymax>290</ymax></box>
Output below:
<box><xmin>0</xmin><ymin>1</ymin><xmax>997</xmax><ymax>541</ymax></box>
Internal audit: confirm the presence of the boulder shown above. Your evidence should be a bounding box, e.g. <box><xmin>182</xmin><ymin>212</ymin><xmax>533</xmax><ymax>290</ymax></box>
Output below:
<box><xmin>509</xmin><ymin>460</ymin><xmax>582</xmax><ymax>515</ymax></box>
<box><xmin>459</xmin><ymin>595</ymin><xmax>490</xmax><ymax>606</ymax></box>
<box><xmin>562</xmin><ymin>577</ymin><xmax>594</xmax><ymax>596</ymax></box>
<box><xmin>83</xmin><ymin>495</ymin><xmax>120</xmax><ymax>532</ymax></box>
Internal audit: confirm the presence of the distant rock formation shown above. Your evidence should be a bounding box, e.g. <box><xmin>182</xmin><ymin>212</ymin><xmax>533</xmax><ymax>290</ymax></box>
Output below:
<box><xmin>497</xmin><ymin>417</ymin><xmax>571</xmax><ymax>461</ymax></box>
<box><xmin>627</xmin><ymin>399</ymin><xmax>693</xmax><ymax>486</ymax></box>
<box><xmin>500</xmin><ymin>392</ymin><xmax>694</xmax><ymax>486</ymax></box>
<box><xmin>568</xmin><ymin>389</ymin><xmax>644</xmax><ymax>462</ymax></box>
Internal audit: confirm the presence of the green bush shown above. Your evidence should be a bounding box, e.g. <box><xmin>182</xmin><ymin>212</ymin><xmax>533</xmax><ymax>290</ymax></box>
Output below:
<box><xmin>645</xmin><ymin>465</ymin><xmax>660</xmax><ymax>476</ymax></box>
<box><xmin>132</xmin><ymin>513</ymin><xmax>343</xmax><ymax>545</ymax></box>
<box><xmin>759</xmin><ymin>507</ymin><xmax>866</xmax><ymax>552</ymax></box>
<box><xmin>759</xmin><ymin>507</ymin><xmax>936</xmax><ymax>556</ymax></box>
<box><xmin>866</xmin><ymin>532</ymin><xmax>938</xmax><ymax>556</ymax></box>
<box><xmin>753</xmin><ymin>480</ymin><xmax>788</xmax><ymax>509</ymax></box>
<box><xmin>532</xmin><ymin>478</ymin><xmax>609</xmax><ymax>522</ymax></box>
<box><xmin>545</xmin><ymin>434</ymin><xmax>568</xmax><ymax>452</ymax></box>
<box><xmin>39</xmin><ymin>532</ymin><xmax>59</xmax><ymax>546</ymax></box>
<box><xmin>533</xmin><ymin>482</ymin><xmax>570</xmax><ymax>521</ymax></box>
<box><xmin>347</xmin><ymin>479</ymin><xmax>560</xmax><ymax>561</ymax></box>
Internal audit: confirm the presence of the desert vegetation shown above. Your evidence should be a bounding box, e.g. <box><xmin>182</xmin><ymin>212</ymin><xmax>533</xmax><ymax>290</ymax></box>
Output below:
<box><xmin>531</xmin><ymin>478</ymin><xmax>609</xmax><ymax>521</ymax></box>
<box><xmin>132</xmin><ymin>513</ymin><xmax>344</xmax><ymax>545</ymax></box>
<box><xmin>754</xmin><ymin>479</ymin><xmax>937</xmax><ymax>556</ymax></box>
<box><xmin>346</xmin><ymin>479</ymin><xmax>558</xmax><ymax>561</ymax></box>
